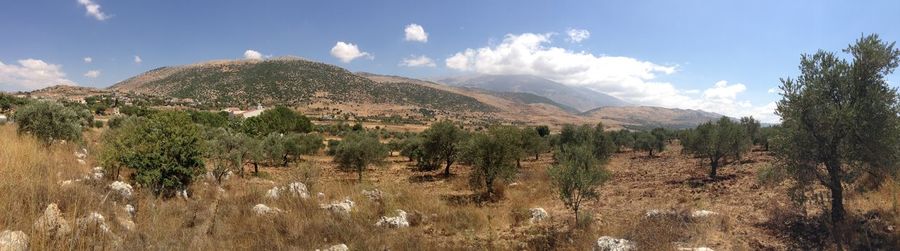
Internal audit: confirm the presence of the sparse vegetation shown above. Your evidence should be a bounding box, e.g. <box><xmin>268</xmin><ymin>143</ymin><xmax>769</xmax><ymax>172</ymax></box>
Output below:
<box><xmin>331</xmin><ymin>132</ymin><xmax>388</xmax><ymax>181</ymax></box>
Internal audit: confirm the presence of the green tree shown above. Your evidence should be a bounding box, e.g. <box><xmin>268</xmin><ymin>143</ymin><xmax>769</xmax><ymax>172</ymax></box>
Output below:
<box><xmin>100</xmin><ymin>111</ymin><xmax>205</xmax><ymax>197</ymax></box>
<box><xmin>332</xmin><ymin>132</ymin><xmax>389</xmax><ymax>181</ymax></box>
<box><xmin>261</xmin><ymin>133</ymin><xmax>287</xmax><ymax>166</ymax></box>
<box><xmin>13</xmin><ymin>101</ymin><xmax>83</xmax><ymax>145</ymax></box>
<box><xmin>739</xmin><ymin>116</ymin><xmax>762</xmax><ymax>147</ymax></box>
<box><xmin>399</xmin><ymin>136</ymin><xmax>425</xmax><ymax>162</ymax></box>
<box><xmin>685</xmin><ymin>117</ymin><xmax>750</xmax><ymax>178</ymax></box>
<box><xmin>243</xmin><ymin>106</ymin><xmax>312</xmax><ymax>136</ymax></box>
<box><xmin>774</xmin><ymin>34</ymin><xmax>900</xmax><ymax>247</ymax></box>
<box><xmin>535</xmin><ymin>125</ymin><xmax>551</xmax><ymax>137</ymax></box>
<box><xmin>205</xmin><ymin>129</ymin><xmax>252</xmax><ymax>183</ymax></box>
<box><xmin>633</xmin><ymin>132</ymin><xmax>659</xmax><ymax>157</ymax></box>
<box><xmin>419</xmin><ymin>121</ymin><xmax>464</xmax><ymax>175</ymax></box>
<box><xmin>611</xmin><ymin>130</ymin><xmax>635</xmax><ymax>152</ymax></box>
<box><xmin>548</xmin><ymin>144</ymin><xmax>610</xmax><ymax>223</ymax></box>
<box><xmin>461</xmin><ymin>126</ymin><xmax>521</xmax><ymax>198</ymax></box>
<box><xmin>521</xmin><ymin>127</ymin><xmax>550</xmax><ymax>160</ymax></box>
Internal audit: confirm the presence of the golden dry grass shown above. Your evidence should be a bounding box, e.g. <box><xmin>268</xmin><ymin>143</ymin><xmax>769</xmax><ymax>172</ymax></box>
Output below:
<box><xmin>1</xmin><ymin>124</ymin><xmax>898</xmax><ymax>250</ymax></box>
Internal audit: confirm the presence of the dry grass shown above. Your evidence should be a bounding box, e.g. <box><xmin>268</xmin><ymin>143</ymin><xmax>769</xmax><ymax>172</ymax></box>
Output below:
<box><xmin>2</xmin><ymin>124</ymin><xmax>898</xmax><ymax>250</ymax></box>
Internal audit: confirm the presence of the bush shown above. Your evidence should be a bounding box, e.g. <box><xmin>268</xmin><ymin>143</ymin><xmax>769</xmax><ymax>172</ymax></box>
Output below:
<box><xmin>13</xmin><ymin>101</ymin><xmax>83</xmax><ymax>145</ymax></box>
<box><xmin>100</xmin><ymin>111</ymin><xmax>205</xmax><ymax>197</ymax></box>
<box><xmin>92</xmin><ymin>120</ymin><xmax>104</xmax><ymax>128</ymax></box>
<box><xmin>418</xmin><ymin>121</ymin><xmax>464</xmax><ymax>174</ymax></box>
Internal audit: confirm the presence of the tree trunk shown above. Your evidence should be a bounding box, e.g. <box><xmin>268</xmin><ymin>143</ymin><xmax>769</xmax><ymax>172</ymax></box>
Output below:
<box><xmin>516</xmin><ymin>158</ymin><xmax>521</xmax><ymax>169</ymax></box>
<box><xmin>358</xmin><ymin>166</ymin><xmax>364</xmax><ymax>182</ymax></box>
<box><xmin>534</xmin><ymin>154</ymin><xmax>540</xmax><ymax>161</ymax></box>
<box><xmin>253</xmin><ymin>162</ymin><xmax>259</xmax><ymax>175</ymax></box>
<box><xmin>649</xmin><ymin>149</ymin><xmax>654</xmax><ymax>157</ymax></box>
<box><xmin>486</xmin><ymin>179</ymin><xmax>494</xmax><ymax>198</ymax></box>
<box><xmin>826</xmin><ymin>160</ymin><xmax>846</xmax><ymax>249</ymax></box>
<box><xmin>444</xmin><ymin>160</ymin><xmax>452</xmax><ymax>176</ymax></box>
<box><xmin>709</xmin><ymin>158</ymin><xmax>718</xmax><ymax>179</ymax></box>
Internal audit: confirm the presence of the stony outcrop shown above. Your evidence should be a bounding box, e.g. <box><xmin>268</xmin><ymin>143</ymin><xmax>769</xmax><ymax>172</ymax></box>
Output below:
<box><xmin>33</xmin><ymin>203</ymin><xmax>71</xmax><ymax>238</ymax></box>
<box><xmin>0</xmin><ymin>230</ymin><xmax>28</xmax><ymax>251</ymax></box>
<box><xmin>594</xmin><ymin>236</ymin><xmax>635</xmax><ymax>251</ymax></box>
<box><xmin>375</xmin><ymin>210</ymin><xmax>409</xmax><ymax>228</ymax></box>
<box><xmin>529</xmin><ymin>208</ymin><xmax>548</xmax><ymax>224</ymax></box>
<box><xmin>320</xmin><ymin>199</ymin><xmax>355</xmax><ymax>215</ymax></box>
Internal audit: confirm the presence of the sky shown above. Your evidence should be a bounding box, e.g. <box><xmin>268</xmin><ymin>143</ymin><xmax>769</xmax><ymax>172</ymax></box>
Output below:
<box><xmin>2</xmin><ymin>0</ymin><xmax>899</xmax><ymax>123</ymax></box>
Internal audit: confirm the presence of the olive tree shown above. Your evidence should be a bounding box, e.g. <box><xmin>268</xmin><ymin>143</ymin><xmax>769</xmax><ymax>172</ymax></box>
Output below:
<box><xmin>100</xmin><ymin>111</ymin><xmax>205</xmax><ymax>197</ymax></box>
<box><xmin>332</xmin><ymin>132</ymin><xmax>389</xmax><ymax>181</ymax></box>
<box><xmin>13</xmin><ymin>101</ymin><xmax>83</xmax><ymax>145</ymax></box>
<box><xmin>419</xmin><ymin>121</ymin><xmax>464</xmax><ymax>175</ymax></box>
<box><xmin>684</xmin><ymin>117</ymin><xmax>749</xmax><ymax>178</ymax></box>
<box><xmin>521</xmin><ymin>127</ymin><xmax>549</xmax><ymax>160</ymax></box>
<box><xmin>774</xmin><ymin>34</ymin><xmax>900</xmax><ymax>247</ymax></box>
<box><xmin>461</xmin><ymin>126</ymin><xmax>521</xmax><ymax>198</ymax></box>
<box><xmin>548</xmin><ymin>143</ymin><xmax>610</xmax><ymax>224</ymax></box>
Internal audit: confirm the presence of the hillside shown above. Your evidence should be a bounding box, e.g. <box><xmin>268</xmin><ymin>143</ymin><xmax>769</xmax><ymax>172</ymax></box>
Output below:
<box><xmin>582</xmin><ymin>106</ymin><xmax>724</xmax><ymax>129</ymax></box>
<box><xmin>110</xmin><ymin>58</ymin><xmax>495</xmax><ymax>113</ymax></box>
<box><xmin>437</xmin><ymin>74</ymin><xmax>629</xmax><ymax>111</ymax></box>
<box><xmin>25</xmin><ymin>85</ymin><xmax>111</xmax><ymax>100</ymax></box>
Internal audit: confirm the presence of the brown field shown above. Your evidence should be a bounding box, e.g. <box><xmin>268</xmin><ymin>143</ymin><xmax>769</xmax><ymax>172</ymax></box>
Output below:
<box><xmin>1</xmin><ymin>124</ymin><xmax>897</xmax><ymax>250</ymax></box>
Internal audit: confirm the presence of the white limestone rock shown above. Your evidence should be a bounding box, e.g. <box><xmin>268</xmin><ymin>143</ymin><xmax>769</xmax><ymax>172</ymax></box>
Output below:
<box><xmin>529</xmin><ymin>208</ymin><xmax>549</xmax><ymax>224</ymax></box>
<box><xmin>0</xmin><ymin>230</ymin><xmax>28</xmax><ymax>251</ymax></box>
<box><xmin>33</xmin><ymin>203</ymin><xmax>71</xmax><ymax>238</ymax></box>
<box><xmin>320</xmin><ymin>199</ymin><xmax>355</xmax><ymax>215</ymax></box>
<box><xmin>375</xmin><ymin>210</ymin><xmax>409</xmax><ymax>228</ymax></box>
<box><xmin>108</xmin><ymin>181</ymin><xmax>133</xmax><ymax>198</ymax></box>
<box><xmin>594</xmin><ymin>236</ymin><xmax>635</xmax><ymax>251</ymax></box>
<box><xmin>252</xmin><ymin>204</ymin><xmax>282</xmax><ymax>215</ymax></box>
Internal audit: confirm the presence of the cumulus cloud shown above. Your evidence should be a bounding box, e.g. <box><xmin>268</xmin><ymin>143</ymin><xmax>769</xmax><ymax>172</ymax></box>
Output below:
<box><xmin>83</xmin><ymin>70</ymin><xmax>100</xmax><ymax>78</ymax></box>
<box><xmin>566</xmin><ymin>28</ymin><xmax>590</xmax><ymax>43</ymax></box>
<box><xmin>444</xmin><ymin>32</ymin><xmax>778</xmax><ymax>122</ymax></box>
<box><xmin>404</xmin><ymin>24</ymin><xmax>428</xmax><ymax>42</ymax></box>
<box><xmin>330</xmin><ymin>42</ymin><xmax>371</xmax><ymax>63</ymax></box>
<box><xmin>244</xmin><ymin>50</ymin><xmax>264</xmax><ymax>60</ymax></box>
<box><xmin>83</xmin><ymin>57</ymin><xmax>92</xmax><ymax>63</ymax></box>
<box><xmin>399</xmin><ymin>55</ymin><xmax>436</xmax><ymax>67</ymax></box>
<box><xmin>0</xmin><ymin>58</ymin><xmax>76</xmax><ymax>91</ymax></box>
<box><xmin>133</xmin><ymin>55</ymin><xmax>142</xmax><ymax>64</ymax></box>
<box><xmin>77</xmin><ymin>0</ymin><xmax>111</xmax><ymax>21</ymax></box>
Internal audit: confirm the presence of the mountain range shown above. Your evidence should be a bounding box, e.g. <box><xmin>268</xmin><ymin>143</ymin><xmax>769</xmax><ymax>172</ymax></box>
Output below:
<box><xmin>437</xmin><ymin>74</ymin><xmax>629</xmax><ymax>112</ymax></box>
<box><xmin>28</xmin><ymin>57</ymin><xmax>724</xmax><ymax>129</ymax></box>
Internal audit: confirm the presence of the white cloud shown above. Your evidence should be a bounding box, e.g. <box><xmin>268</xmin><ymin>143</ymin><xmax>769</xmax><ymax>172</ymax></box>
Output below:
<box><xmin>77</xmin><ymin>0</ymin><xmax>111</xmax><ymax>21</ymax></box>
<box><xmin>330</xmin><ymin>41</ymin><xmax>372</xmax><ymax>63</ymax></box>
<box><xmin>133</xmin><ymin>55</ymin><xmax>142</xmax><ymax>64</ymax></box>
<box><xmin>404</xmin><ymin>24</ymin><xmax>428</xmax><ymax>43</ymax></box>
<box><xmin>399</xmin><ymin>55</ymin><xmax>436</xmax><ymax>67</ymax></box>
<box><xmin>767</xmin><ymin>87</ymin><xmax>780</xmax><ymax>94</ymax></box>
<box><xmin>83</xmin><ymin>70</ymin><xmax>100</xmax><ymax>78</ymax></box>
<box><xmin>445</xmin><ymin>32</ymin><xmax>779</xmax><ymax>123</ymax></box>
<box><xmin>0</xmin><ymin>58</ymin><xmax>76</xmax><ymax>91</ymax></box>
<box><xmin>566</xmin><ymin>28</ymin><xmax>590</xmax><ymax>43</ymax></box>
<box><xmin>244</xmin><ymin>50</ymin><xmax>263</xmax><ymax>60</ymax></box>
<box><xmin>83</xmin><ymin>57</ymin><xmax>92</xmax><ymax>63</ymax></box>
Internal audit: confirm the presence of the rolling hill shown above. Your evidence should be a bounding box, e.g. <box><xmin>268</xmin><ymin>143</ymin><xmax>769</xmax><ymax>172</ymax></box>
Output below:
<box><xmin>110</xmin><ymin>58</ymin><xmax>495</xmax><ymax>113</ymax></box>
<box><xmin>437</xmin><ymin>74</ymin><xmax>629</xmax><ymax>111</ymax></box>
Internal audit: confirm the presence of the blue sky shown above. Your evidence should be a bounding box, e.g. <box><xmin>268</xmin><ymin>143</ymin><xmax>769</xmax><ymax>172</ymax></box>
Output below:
<box><xmin>1</xmin><ymin>0</ymin><xmax>899</xmax><ymax>122</ymax></box>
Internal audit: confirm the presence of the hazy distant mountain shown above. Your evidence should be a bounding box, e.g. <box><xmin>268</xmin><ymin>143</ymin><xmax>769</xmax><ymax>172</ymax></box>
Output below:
<box><xmin>581</xmin><ymin>106</ymin><xmax>725</xmax><ymax>130</ymax></box>
<box><xmin>437</xmin><ymin>74</ymin><xmax>629</xmax><ymax>112</ymax></box>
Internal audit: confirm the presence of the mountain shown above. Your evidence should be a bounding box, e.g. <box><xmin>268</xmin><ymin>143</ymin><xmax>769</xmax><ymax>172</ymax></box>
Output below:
<box><xmin>437</xmin><ymin>74</ymin><xmax>629</xmax><ymax>112</ymax></box>
<box><xmin>581</xmin><ymin>106</ymin><xmax>725</xmax><ymax>130</ymax></box>
<box><xmin>110</xmin><ymin>58</ymin><xmax>494</xmax><ymax>112</ymax></box>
